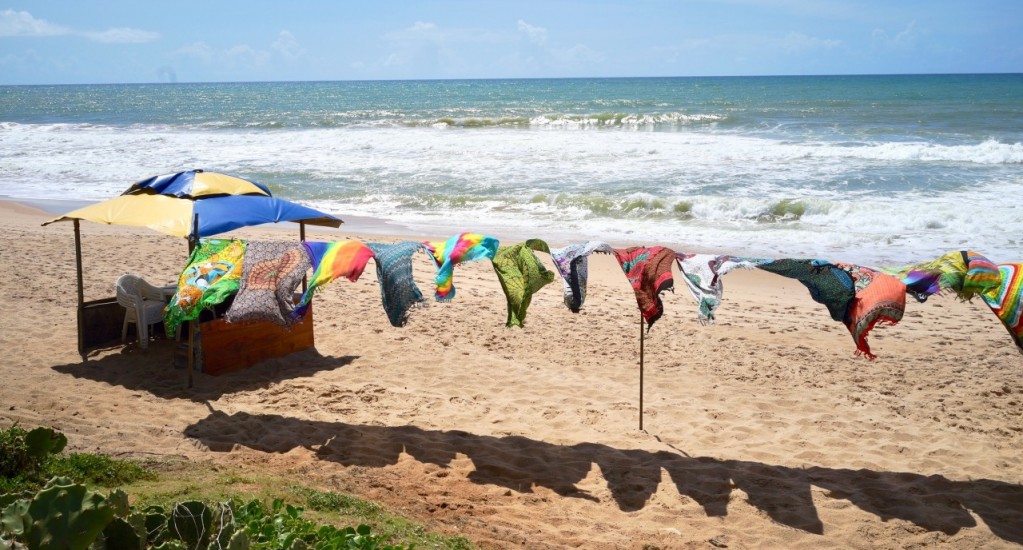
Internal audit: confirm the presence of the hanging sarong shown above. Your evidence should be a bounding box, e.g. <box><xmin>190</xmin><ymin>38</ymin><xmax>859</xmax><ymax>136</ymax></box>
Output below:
<box><xmin>676</xmin><ymin>253</ymin><xmax>772</xmax><ymax>321</ymax></box>
<box><xmin>366</xmin><ymin>241</ymin><xmax>428</xmax><ymax>327</ymax></box>
<box><xmin>292</xmin><ymin>240</ymin><xmax>375</xmax><ymax>319</ymax></box>
<box><xmin>759</xmin><ymin>259</ymin><xmax>856</xmax><ymax>322</ymax></box>
<box><xmin>549</xmin><ymin>241</ymin><xmax>614</xmax><ymax>312</ymax></box>
<box><xmin>224</xmin><ymin>241</ymin><xmax>310</xmax><ymax>327</ymax></box>
<box><xmin>983</xmin><ymin>264</ymin><xmax>1023</xmax><ymax>353</ymax></box>
<box><xmin>164</xmin><ymin>238</ymin><xmax>247</xmax><ymax>336</ymax></box>
<box><xmin>837</xmin><ymin>263</ymin><xmax>907</xmax><ymax>359</ymax></box>
<box><xmin>422</xmin><ymin>233</ymin><xmax>499</xmax><ymax>301</ymax></box>
<box><xmin>613</xmin><ymin>246</ymin><xmax>676</xmax><ymax>329</ymax></box>
<box><xmin>878</xmin><ymin>250</ymin><xmax>972</xmax><ymax>302</ymax></box>
<box><xmin>492</xmin><ymin>239</ymin><xmax>555</xmax><ymax>327</ymax></box>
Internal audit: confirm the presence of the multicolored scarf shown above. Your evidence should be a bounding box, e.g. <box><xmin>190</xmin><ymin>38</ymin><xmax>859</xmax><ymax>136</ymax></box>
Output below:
<box><xmin>164</xmin><ymin>238</ymin><xmax>247</xmax><ymax>335</ymax></box>
<box><xmin>983</xmin><ymin>263</ymin><xmax>1023</xmax><ymax>353</ymax></box>
<box><xmin>760</xmin><ymin>259</ymin><xmax>907</xmax><ymax>358</ymax></box>
<box><xmin>878</xmin><ymin>250</ymin><xmax>973</xmax><ymax>302</ymax></box>
<box><xmin>366</xmin><ymin>241</ymin><xmax>428</xmax><ymax>327</ymax></box>
<box><xmin>422</xmin><ymin>233</ymin><xmax>499</xmax><ymax>301</ymax></box>
<box><xmin>837</xmin><ymin>263</ymin><xmax>907</xmax><ymax>359</ymax></box>
<box><xmin>492</xmin><ymin>239</ymin><xmax>556</xmax><ymax>327</ymax></box>
<box><xmin>613</xmin><ymin>246</ymin><xmax>676</xmax><ymax>329</ymax></box>
<box><xmin>224</xmin><ymin>241</ymin><xmax>310</xmax><ymax>327</ymax></box>
<box><xmin>293</xmin><ymin>240</ymin><xmax>375</xmax><ymax>319</ymax></box>
<box><xmin>549</xmin><ymin>241</ymin><xmax>614</xmax><ymax>312</ymax></box>
<box><xmin>675</xmin><ymin>253</ymin><xmax>772</xmax><ymax>321</ymax></box>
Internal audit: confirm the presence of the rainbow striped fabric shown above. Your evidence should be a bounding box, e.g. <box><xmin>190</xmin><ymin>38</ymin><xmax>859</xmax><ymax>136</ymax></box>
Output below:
<box><xmin>293</xmin><ymin>240</ymin><xmax>375</xmax><ymax>319</ymax></box>
<box><xmin>422</xmin><ymin>233</ymin><xmax>499</xmax><ymax>301</ymax></box>
<box><xmin>984</xmin><ymin>264</ymin><xmax>1023</xmax><ymax>353</ymax></box>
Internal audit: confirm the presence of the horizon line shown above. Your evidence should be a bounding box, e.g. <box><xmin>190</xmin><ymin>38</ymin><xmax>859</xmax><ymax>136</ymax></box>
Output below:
<box><xmin>2</xmin><ymin>71</ymin><xmax>1021</xmax><ymax>87</ymax></box>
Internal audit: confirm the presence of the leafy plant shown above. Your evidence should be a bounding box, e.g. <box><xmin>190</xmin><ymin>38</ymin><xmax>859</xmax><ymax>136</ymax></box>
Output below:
<box><xmin>2</xmin><ymin>479</ymin><xmax>406</xmax><ymax>550</ymax></box>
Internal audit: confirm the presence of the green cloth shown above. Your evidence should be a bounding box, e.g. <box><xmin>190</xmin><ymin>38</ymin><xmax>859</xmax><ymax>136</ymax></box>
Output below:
<box><xmin>163</xmin><ymin>238</ymin><xmax>247</xmax><ymax>336</ymax></box>
<box><xmin>492</xmin><ymin>239</ymin><xmax>555</xmax><ymax>327</ymax></box>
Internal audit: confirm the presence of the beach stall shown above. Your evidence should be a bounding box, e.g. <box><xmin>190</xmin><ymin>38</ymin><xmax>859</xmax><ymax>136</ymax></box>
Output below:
<box><xmin>42</xmin><ymin>170</ymin><xmax>343</xmax><ymax>375</ymax></box>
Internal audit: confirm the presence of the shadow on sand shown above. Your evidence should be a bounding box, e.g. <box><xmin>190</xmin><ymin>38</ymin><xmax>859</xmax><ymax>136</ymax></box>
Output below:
<box><xmin>185</xmin><ymin>410</ymin><xmax>1023</xmax><ymax>543</ymax></box>
<box><xmin>52</xmin><ymin>341</ymin><xmax>358</xmax><ymax>402</ymax></box>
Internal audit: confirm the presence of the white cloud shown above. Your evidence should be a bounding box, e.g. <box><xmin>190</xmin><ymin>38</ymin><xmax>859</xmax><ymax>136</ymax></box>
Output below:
<box><xmin>517</xmin><ymin>20</ymin><xmax>547</xmax><ymax>45</ymax></box>
<box><xmin>81</xmin><ymin>27</ymin><xmax>160</xmax><ymax>44</ymax></box>
<box><xmin>0</xmin><ymin>9</ymin><xmax>158</xmax><ymax>43</ymax></box>
<box><xmin>872</xmin><ymin>20</ymin><xmax>919</xmax><ymax>51</ymax></box>
<box><xmin>0</xmin><ymin>9</ymin><xmax>70</xmax><ymax>36</ymax></box>
<box><xmin>782</xmin><ymin>32</ymin><xmax>840</xmax><ymax>52</ymax></box>
<box><xmin>271</xmin><ymin>30</ymin><xmax>304</xmax><ymax>60</ymax></box>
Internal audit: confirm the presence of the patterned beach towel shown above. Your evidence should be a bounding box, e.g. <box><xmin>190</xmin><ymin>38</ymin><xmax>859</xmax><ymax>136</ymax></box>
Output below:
<box><xmin>492</xmin><ymin>239</ymin><xmax>556</xmax><ymax>327</ymax></box>
<box><xmin>549</xmin><ymin>241</ymin><xmax>614</xmax><ymax>312</ymax></box>
<box><xmin>293</xmin><ymin>240</ymin><xmax>375</xmax><ymax>319</ymax></box>
<box><xmin>422</xmin><ymin>232</ymin><xmax>499</xmax><ymax>301</ymax></box>
<box><xmin>676</xmin><ymin>253</ymin><xmax>772</xmax><ymax>321</ymax></box>
<box><xmin>164</xmin><ymin>238</ymin><xmax>247</xmax><ymax>336</ymax></box>
<box><xmin>984</xmin><ymin>263</ymin><xmax>1023</xmax><ymax>353</ymax></box>
<box><xmin>613</xmin><ymin>246</ymin><xmax>676</xmax><ymax>330</ymax></box>
<box><xmin>224</xmin><ymin>241</ymin><xmax>310</xmax><ymax>327</ymax></box>
<box><xmin>366</xmin><ymin>241</ymin><xmax>428</xmax><ymax>327</ymax></box>
<box><xmin>837</xmin><ymin>263</ymin><xmax>907</xmax><ymax>359</ymax></box>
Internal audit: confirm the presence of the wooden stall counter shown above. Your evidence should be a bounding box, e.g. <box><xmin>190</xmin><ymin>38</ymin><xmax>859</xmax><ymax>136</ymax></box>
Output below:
<box><xmin>184</xmin><ymin>304</ymin><xmax>315</xmax><ymax>376</ymax></box>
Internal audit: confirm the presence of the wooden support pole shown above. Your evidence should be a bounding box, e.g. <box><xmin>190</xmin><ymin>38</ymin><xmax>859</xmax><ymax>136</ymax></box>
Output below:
<box><xmin>639</xmin><ymin>313</ymin><xmax>645</xmax><ymax>431</ymax></box>
<box><xmin>186</xmin><ymin>212</ymin><xmax>199</xmax><ymax>389</ymax></box>
<box><xmin>300</xmin><ymin>221</ymin><xmax>307</xmax><ymax>292</ymax></box>
<box><xmin>74</xmin><ymin>220</ymin><xmax>86</xmax><ymax>359</ymax></box>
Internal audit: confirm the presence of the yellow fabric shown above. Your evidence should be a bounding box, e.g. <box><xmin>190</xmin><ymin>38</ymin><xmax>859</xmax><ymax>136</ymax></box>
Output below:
<box><xmin>42</xmin><ymin>194</ymin><xmax>193</xmax><ymax>238</ymax></box>
<box><xmin>189</xmin><ymin>172</ymin><xmax>269</xmax><ymax>197</ymax></box>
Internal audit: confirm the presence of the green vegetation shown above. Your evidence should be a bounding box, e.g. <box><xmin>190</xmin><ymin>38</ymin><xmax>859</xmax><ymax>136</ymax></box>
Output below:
<box><xmin>1</xmin><ymin>425</ymin><xmax>476</xmax><ymax>549</ymax></box>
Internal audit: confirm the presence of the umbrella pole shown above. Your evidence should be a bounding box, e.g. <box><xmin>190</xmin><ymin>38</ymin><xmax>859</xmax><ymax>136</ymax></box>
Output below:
<box><xmin>639</xmin><ymin>313</ymin><xmax>644</xmax><ymax>431</ymax></box>
<box><xmin>74</xmin><ymin>220</ymin><xmax>86</xmax><ymax>359</ymax></box>
<box><xmin>300</xmin><ymin>222</ymin><xmax>307</xmax><ymax>292</ymax></box>
<box><xmin>186</xmin><ymin>213</ymin><xmax>199</xmax><ymax>389</ymax></box>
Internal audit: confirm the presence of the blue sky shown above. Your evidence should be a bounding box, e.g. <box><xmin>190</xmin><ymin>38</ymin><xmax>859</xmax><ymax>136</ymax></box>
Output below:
<box><xmin>1</xmin><ymin>1</ymin><xmax>1020</xmax><ymax>84</ymax></box>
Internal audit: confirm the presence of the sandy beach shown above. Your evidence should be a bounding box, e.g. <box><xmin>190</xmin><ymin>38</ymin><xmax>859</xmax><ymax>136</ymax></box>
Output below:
<box><xmin>1</xmin><ymin>199</ymin><xmax>1021</xmax><ymax>549</ymax></box>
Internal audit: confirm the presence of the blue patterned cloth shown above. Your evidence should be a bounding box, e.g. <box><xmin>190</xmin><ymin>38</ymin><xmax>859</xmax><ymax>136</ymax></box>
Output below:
<box><xmin>367</xmin><ymin>241</ymin><xmax>428</xmax><ymax>327</ymax></box>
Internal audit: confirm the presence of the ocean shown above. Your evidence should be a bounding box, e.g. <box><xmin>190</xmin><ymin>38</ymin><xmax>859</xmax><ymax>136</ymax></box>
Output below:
<box><xmin>1</xmin><ymin>74</ymin><xmax>1021</xmax><ymax>264</ymax></box>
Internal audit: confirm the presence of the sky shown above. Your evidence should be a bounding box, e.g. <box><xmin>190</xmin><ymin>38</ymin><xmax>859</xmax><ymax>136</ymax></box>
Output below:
<box><xmin>1</xmin><ymin>1</ymin><xmax>1021</xmax><ymax>85</ymax></box>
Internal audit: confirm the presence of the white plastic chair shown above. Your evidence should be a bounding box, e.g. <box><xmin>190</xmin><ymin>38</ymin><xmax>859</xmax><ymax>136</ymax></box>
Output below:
<box><xmin>115</xmin><ymin>274</ymin><xmax>168</xmax><ymax>349</ymax></box>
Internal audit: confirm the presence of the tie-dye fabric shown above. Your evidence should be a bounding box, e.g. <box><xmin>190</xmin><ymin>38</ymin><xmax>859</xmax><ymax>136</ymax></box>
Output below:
<box><xmin>878</xmin><ymin>250</ymin><xmax>971</xmax><ymax>302</ymax></box>
<box><xmin>549</xmin><ymin>241</ymin><xmax>614</xmax><ymax>312</ymax></box>
<box><xmin>293</xmin><ymin>240</ymin><xmax>375</xmax><ymax>319</ymax></box>
<box><xmin>837</xmin><ymin>263</ymin><xmax>907</xmax><ymax>359</ymax></box>
<box><xmin>422</xmin><ymin>233</ymin><xmax>499</xmax><ymax>301</ymax></box>
<box><xmin>224</xmin><ymin>241</ymin><xmax>310</xmax><ymax>327</ymax></box>
<box><xmin>366</xmin><ymin>241</ymin><xmax>428</xmax><ymax>327</ymax></box>
<box><xmin>492</xmin><ymin>239</ymin><xmax>556</xmax><ymax>327</ymax></box>
<box><xmin>982</xmin><ymin>264</ymin><xmax>1023</xmax><ymax>353</ymax></box>
<box><xmin>675</xmin><ymin>254</ymin><xmax>772</xmax><ymax>321</ymax></box>
<box><xmin>613</xmin><ymin>246</ymin><xmax>676</xmax><ymax>329</ymax></box>
<box><xmin>961</xmin><ymin>251</ymin><xmax>1003</xmax><ymax>302</ymax></box>
<box><xmin>164</xmin><ymin>238</ymin><xmax>247</xmax><ymax>335</ymax></box>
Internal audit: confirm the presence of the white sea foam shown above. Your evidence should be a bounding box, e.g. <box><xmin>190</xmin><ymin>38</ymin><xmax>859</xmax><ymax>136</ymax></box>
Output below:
<box><xmin>3</xmin><ymin>122</ymin><xmax>1021</xmax><ymax>263</ymax></box>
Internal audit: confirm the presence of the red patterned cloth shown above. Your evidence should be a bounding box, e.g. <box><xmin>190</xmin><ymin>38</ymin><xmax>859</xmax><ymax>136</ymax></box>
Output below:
<box><xmin>839</xmin><ymin>264</ymin><xmax>907</xmax><ymax>359</ymax></box>
<box><xmin>613</xmin><ymin>246</ymin><xmax>676</xmax><ymax>329</ymax></box>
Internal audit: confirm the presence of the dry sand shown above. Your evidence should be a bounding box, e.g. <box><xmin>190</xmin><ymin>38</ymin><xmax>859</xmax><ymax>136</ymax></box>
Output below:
<box><xmin>1</xmin><ymin>200</ymin><xmax>1021</xmax><ymax>549</ymax></box>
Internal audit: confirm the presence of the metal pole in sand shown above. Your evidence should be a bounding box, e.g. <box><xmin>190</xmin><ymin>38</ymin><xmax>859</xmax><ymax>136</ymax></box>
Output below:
<box><xmin>639</xmin><ymin>313</ymin><xmax>645</xmax><ymax>431</ymax></box>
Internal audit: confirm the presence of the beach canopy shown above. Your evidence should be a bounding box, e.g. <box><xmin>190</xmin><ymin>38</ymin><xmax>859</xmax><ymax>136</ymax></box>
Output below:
<box><xmin>124</xmin><ymin>169</ymin><xmax>272</xmax><ymax>199</ymax></box>
<box><xmin>42</xmin><ymin>169</ymin><xmax>343</xmax><ymax>359</ymax></box>
<box><xmin>43</xmin><ymin>193</ymin><xmax>342</xmax><ymax>238</ymax></box>
<box><xmin>43</xmin><ymin>169</ymin><xmax>342</xmax><ymax>238</ymax></box>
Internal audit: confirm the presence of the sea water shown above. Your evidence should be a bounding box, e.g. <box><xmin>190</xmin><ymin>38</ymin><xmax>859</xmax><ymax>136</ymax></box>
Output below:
<box><xmin>1</xmin><ymin>74</ymin><xmax>1021</xmax><ymax>264</ymax></box>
